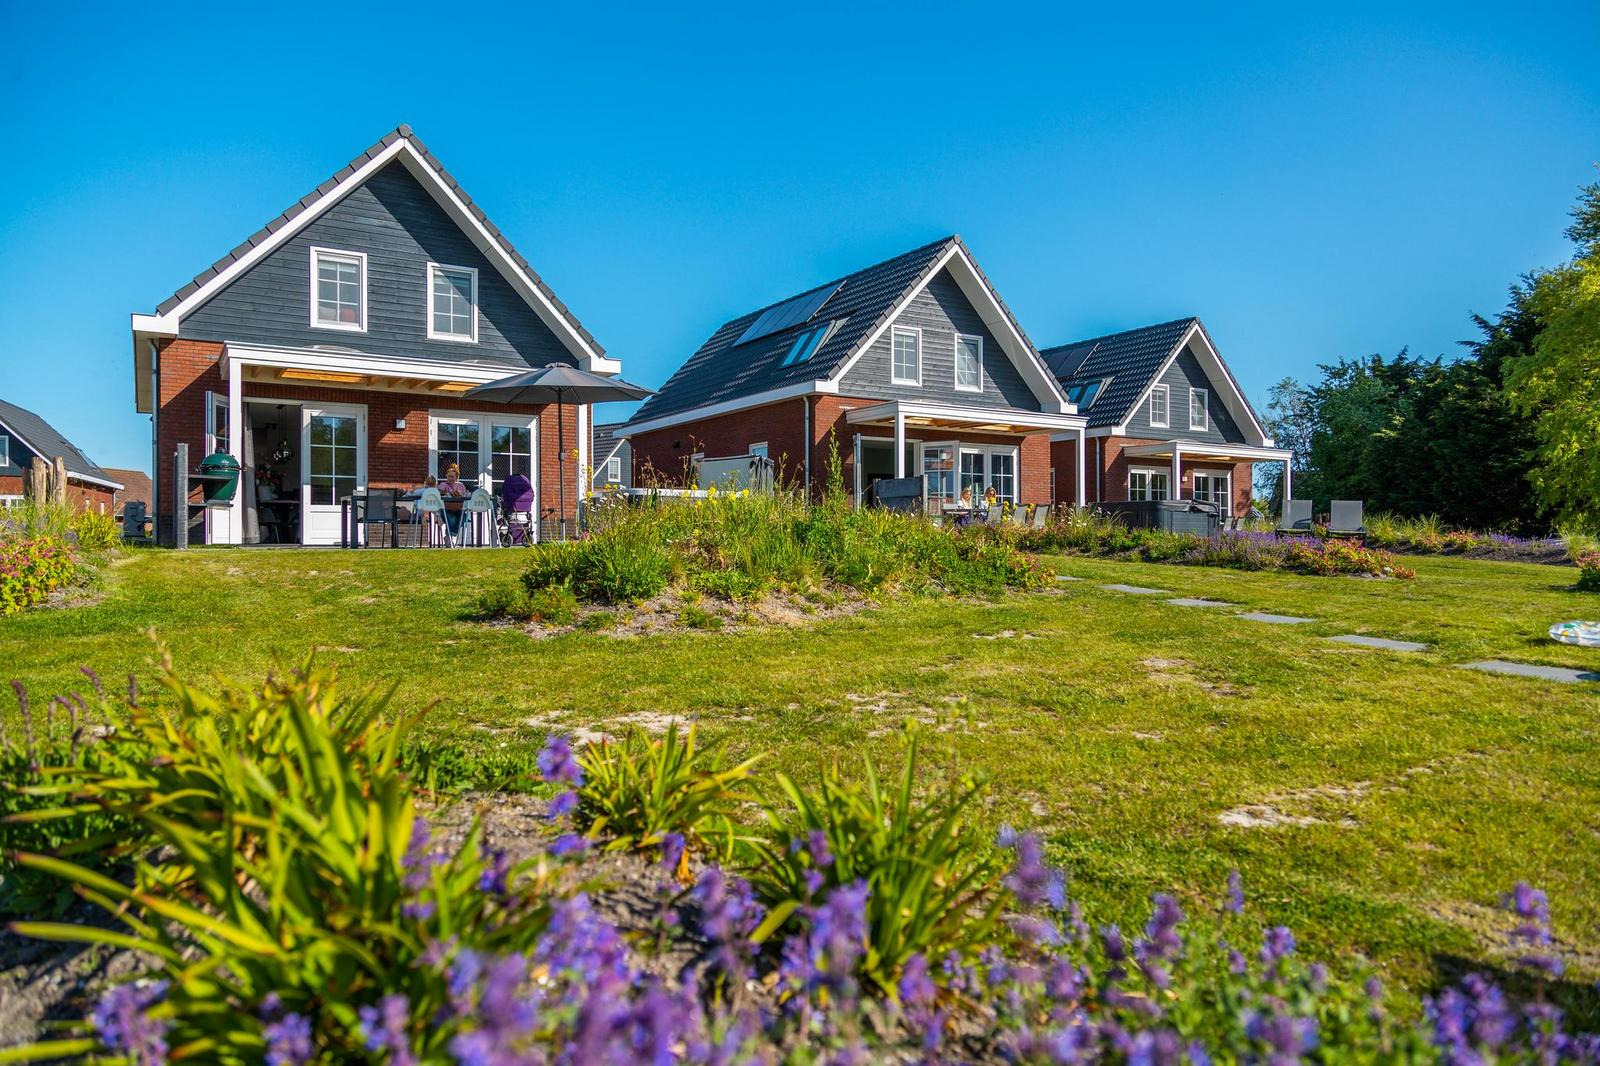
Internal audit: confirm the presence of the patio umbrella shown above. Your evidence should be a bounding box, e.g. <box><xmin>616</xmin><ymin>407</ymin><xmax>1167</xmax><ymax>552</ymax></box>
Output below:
<box><xmin>464</xmin><ymin>362</ymin><xmax>653</xmax><ymax>539</ymax></box>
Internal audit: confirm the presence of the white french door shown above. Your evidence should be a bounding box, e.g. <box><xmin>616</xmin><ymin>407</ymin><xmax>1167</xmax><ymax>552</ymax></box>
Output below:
<box><xmin>300</xmin><ymin>403</ymin><xmax>366</xmax><ymax>545</ymax></box>
<box><xmin>1193</xmin><ymin>471</ymin><xmax>1231</xmax><ymax>515</ymax></box>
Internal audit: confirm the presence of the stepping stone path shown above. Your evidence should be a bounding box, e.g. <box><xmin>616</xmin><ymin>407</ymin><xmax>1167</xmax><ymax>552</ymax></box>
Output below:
<box><xmin>1238</xmin><ymin>612</ymin><xmax>1316</xmax><ymax>625</ymax></box>
<box><xmin>1054</xmin><ymin>574</ymin><xmax>1082</xmax><ymax>581</ymax></box>
<box><xmin>1324</xmin><ymin>634</ymin><xmax>1429</xmax><ymax>652</ymax></box>
<box><xmin>1459</xmin><ymin>660</ymin><xmax>1600</xmax><ymax>684</ymax></box>
<box><xmin>1102</xmin><ymin>584</ymin><xmax>1169</xmax><ymax>595</ymax></box>
<box><xmin>1167</xmin><ymin>597</ymin><xmax>1233</xmax><ymax>608</ymax></box>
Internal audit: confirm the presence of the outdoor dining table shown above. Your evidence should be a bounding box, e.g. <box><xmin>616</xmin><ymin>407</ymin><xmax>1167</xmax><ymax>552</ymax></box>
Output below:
<box><xmin>341</xmin><ymin>491</ymin><xmax>494</xmax><ymax>547</ymax></box>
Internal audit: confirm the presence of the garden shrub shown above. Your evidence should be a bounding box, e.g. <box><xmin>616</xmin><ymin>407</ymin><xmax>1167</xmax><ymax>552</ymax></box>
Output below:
<box><xmin>0</xmin><ymin>534</ymin><xmax>78</xmax><ymax>614</ymax></box>
<box><xmin>1577</xmin><ymin>550</ymin><xmax>1600</xmax><ymax>591</ymax></box>
<box><xmin>69</xmin><ymin>509</ymin><xmax>120</xmax><ymax>551</ymax></box>
<box><xmin>748</xmin><ymin>734</ymin><xmax>1007</xmax><ymax>997</ymax></box>
<box><xmin>526</xmin><ymin>584</ymin><xmax>579</xmax><ymax>625</ymax></box>
<box><xmin>572</xmin><ymin>722</ymin><xmax>762</xmax><ymax>859</ymax></box>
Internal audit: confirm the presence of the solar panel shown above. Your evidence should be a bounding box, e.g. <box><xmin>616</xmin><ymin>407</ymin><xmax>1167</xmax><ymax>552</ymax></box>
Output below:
<box><xmin>735</xmin><ymin>282</ymin><xmax>842</xmax><ymax>346</ymax></box>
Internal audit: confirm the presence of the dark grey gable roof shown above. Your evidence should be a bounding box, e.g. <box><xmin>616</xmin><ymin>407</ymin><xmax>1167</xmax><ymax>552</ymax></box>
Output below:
<box><xmin>628</xmin><ymin>236</ymin><xmax>960</xmax><ymax>424</ymax></box>
<box><xmin>0</xmin><ymin>398</ymin><xmax>117</xmax><ymax>484</ymax></box>
<box><xmin>1040</xmin><ymin>318</ymin><xmax>1198</xmax><ymax>429</ymax></box>
<box><xmin>592</xmin><ymin>421</ymin><xmax>625</xmax><ymax>464</ymax></box>
<box><xmin>153</xmin><ymin>125</ymin><xmax>604</xmax><ymax>358</ymax></box>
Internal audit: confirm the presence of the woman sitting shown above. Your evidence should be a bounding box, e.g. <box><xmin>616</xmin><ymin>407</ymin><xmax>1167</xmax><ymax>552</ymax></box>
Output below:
<box><xmin>438</xmin><ymin>464</ymin><xmax>469</xmax><ymax>496</ymax></box>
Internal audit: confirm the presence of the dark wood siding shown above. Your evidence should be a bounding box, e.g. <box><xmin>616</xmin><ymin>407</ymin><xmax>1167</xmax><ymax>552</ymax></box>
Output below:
<box><xmin>1122</xmin><ymin>346</ymin><xmax>1245</xmax><ymax>444</ymax></box>
<box><xmin>179</xmin><ymin>162</ymin><xmax>572</xmax><ymax>368</ymax></box>
<box><xmin>836</xmin><ymin>270</ymin><xmax>1042</xmax><ymax>411</ymax></box>
<box><xmin>0</xmin><ymin>431</ymin><xmax>33</xmax><ymax>477</ymax></box>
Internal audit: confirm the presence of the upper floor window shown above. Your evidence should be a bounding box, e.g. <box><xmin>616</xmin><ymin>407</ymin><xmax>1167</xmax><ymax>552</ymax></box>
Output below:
<box><xmin>310</xmin><ymin>248</ymin><xmax>366</xmax><ymax>332</ymax></box>
<box><xmin>0</xmin><ymin>434</ymin><xmax>8</xmax><ymax>467</ymax></box>
<box><xmin>891</xmin><ymin>327</ymin><xmax>921</xmax><ymax>385</ymax></box>
<box><xmin>429</xmin><ymin>264</ymin><xmax>478</xmax><ymax>342</ymax></box>
<box><xmin>604</xmin><ymin>456</ymin><xmax>622</xmax><ymax>484</ymax></box>
<box><xmin>1189</xmin><ymin>387</ymin><xmax>1209</xmax><ymax>431</ymax></box>
<box><xmin>1148</xmin><ymin>383</ymin><xmax>1170</xmax><ymax>428</ymax></box>
<box><xmin>954</xmin><ymin>334</ymin><xmax>983</xmax><ymax>392</ymax></box>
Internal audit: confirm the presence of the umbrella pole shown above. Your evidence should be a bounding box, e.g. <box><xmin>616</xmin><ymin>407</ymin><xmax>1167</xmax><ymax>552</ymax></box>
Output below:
<box><xmin>557</xmin><ymin>395</ymin><xmax>566</xmax><ymax>542</ymax></box>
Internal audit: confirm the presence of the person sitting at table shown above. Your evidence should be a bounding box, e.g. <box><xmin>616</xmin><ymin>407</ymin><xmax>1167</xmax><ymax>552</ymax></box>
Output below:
<box><xmin>958</xmin><ymin>486</ymin><xmax>974</xmax><ymax>509</ymax></box>
<box><xmin>439</xmin><ymin>463</ymin><xmax>469</xmax><ymax>496</ymax></box>
<box><xmin>983</xmin><ymin>485</ymin><xmax>998</xmax><ymax>510</ymax></box>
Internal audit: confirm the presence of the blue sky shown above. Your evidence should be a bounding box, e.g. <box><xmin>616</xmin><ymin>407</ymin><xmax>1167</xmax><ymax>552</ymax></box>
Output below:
<box><xmin>1</xmin><ymin>1</ymin><xmax>1595</xmax><ymax>470</ymax></box>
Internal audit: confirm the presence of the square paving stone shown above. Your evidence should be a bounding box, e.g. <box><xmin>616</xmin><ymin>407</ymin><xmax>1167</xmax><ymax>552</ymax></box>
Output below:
<box><xmin>1238</xmin><ymin>612</ymin><xmax>1316</xmax><ymax>625</ymax></box>
<box><xmin>1459</xmin><ymin>660</ymin><xmax>1600</xmax><ymax>684</ymax></box>
<box><xmin>1325</xmin><ymin>634</ymin><xmax>1429</xmax><ymax>652</ymax></box>
<box><xmin>1101</xmin><ymin>584</ymin><xmax>1169</xmax><ymax>595</ymax></box>
<box><xmin>1167</xmin><ymin>597</ymin><xmax>1233</xmax><ymax>608</ymax></box>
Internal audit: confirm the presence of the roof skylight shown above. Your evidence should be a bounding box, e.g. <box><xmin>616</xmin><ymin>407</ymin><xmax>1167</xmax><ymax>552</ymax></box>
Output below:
<box><xmin>1064</xmin><ymin>377</ymin><xmax>1111</xmax><ymax>409</ymax></box>
<box><xmin>780</xmin><ymin>320</ymin><xmax>841</xmax><ymax>367</ymax></box>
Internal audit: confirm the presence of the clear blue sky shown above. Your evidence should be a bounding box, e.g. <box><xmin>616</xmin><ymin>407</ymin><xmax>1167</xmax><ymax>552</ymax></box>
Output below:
<box><xmin>1</xmin><ymin>1</ymin><xmax>1595</xmax><ymax>471</ymax></box>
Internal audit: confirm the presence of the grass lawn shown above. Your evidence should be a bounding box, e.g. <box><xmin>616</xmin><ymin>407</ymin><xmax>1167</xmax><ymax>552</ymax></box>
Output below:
<box><xmin>4</xmin><ymin>547</ymin><xmax>1598</xmax><ymax>1003</ymax></box>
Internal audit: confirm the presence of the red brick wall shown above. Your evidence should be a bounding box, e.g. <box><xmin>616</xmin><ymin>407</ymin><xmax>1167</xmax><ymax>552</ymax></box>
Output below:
<box><xmin>154</xmin><ymin>337</ymin><xmax>579</xmax><ymax>543</ymax></box>
<box><xmin>1047</xmin><ymin>434</ymin><xmax>1253</xmax><ymax>513</ymax></box>
<box><xmin>0</xmin><ymin>475</ymin><xmax>116</xmax><ymax>512</ymax></box>
<box><xmin>629</xmin><ymin>394</ymin><xmax>1053</xmax><ymax>504</ymax></box>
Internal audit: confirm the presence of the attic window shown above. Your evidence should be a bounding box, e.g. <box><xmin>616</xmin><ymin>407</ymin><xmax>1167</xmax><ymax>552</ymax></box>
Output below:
<box><xmin>780</xmin><ymin>321</ymin><xmax>837</xmax><ymax>367</ymax></box>
<box><xmin>428</xmin><ymin>264</ymin><xmax>478</xmax><ymax>342</ymax></box>
<box><xmin>1064</xmin><ymin>377</ymin><xmax>1111</xmax><ymax>410</ymax></box>
<box><xmin>310</xmin><ymin>247</ymin><xmax>366</xmax><ymax>332</ymax></box>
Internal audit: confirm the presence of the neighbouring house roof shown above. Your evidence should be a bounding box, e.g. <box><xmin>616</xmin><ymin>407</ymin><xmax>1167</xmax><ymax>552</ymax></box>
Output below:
<box><xmin>151</xmin><ymin>126</ymin><xmax>604</xmax><ymax>360</ymax></box>
<box><xmin>1040</xmin><ymin>317</ymin><xmax>1267</xmax><ymax>440</ymax></box>
<box><xmin>626</xmin><ymin>235</ymin><xmax>1065</xmax><ymax>431</ymax></box>
<box><xmin>0</xmin><ymin>399</ymin><xmax>122</xmax><ymax>489</ymax></box>
<box><xmin>591</xmin><ymin>421</ymin><xmax>626</xmax><ymax>466</ymax></box>
<box><xmin>104</xmin><ymin>467</ymin><xmax>154</xmax><ymax>504</ymax></box>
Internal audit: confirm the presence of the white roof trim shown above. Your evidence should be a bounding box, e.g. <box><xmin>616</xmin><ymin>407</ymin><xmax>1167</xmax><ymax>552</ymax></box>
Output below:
<box><xmin>139</xmin><ymin>138</ymin><xmax>615</xmax><ymax>374</ymax></box>
<box><xmin>222</xmin><ymin>343</ymin><xmax>543</xmax><ymax>385</ymax></box>
<box><xmin>1108</xmin><ymin>322</ymin><xmax>1270</xmax><ymax>445</ymax></box>
<box><xmin>1120</xmin><ymin>439</ymin><xmax>1291</xmax><ymax>461</ymax></box>
<box><xmin>827</xmin><ymin>243</ymin><xmax>1073</xmax><ymax>414</ymax></box>
<box><xmin>0</xmin><ymin>413</ymin><xmax>123</xmax><ymax>490</ymax></box>
<box><xmin>618</xmin><ymin>380</ymin><xmax>830</xmax><ymax>438</ymax></box>
<box><xmin>843</xmin><ymin>399</ymin><xmax>1085</xmax><ymax>432</ymax></box>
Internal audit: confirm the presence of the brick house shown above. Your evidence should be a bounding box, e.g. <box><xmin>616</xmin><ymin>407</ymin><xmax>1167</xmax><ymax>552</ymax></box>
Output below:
<box><xmin>1040</xmin><ymin>318</ymin><xmax>1291</xmax><ymax>518</ymax></box>
<box><xmin>0</xmin><ymin>398</ymin><xmax>123</xmax><ymax>511</ymax></box>
<box><xmin>623</xmin><ymin>237</ymin><xmax>1087</xmax><ymax>510</ymax></box>
<box><xmin>130</xmin><ymin>126</ymin><xmax>622</xmax><ymax>545</ymax></box>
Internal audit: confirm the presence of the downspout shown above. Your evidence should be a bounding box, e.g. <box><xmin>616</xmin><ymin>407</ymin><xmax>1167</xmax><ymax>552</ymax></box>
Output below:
<box><xmin>1096</xmin><ymin>437</ymin><xmax>1103</xmax><ymax>503</ymax></box>
<box><xmin>802</xmin><ymin>396</ymin><xmax>811</xmax><ymax>501</ymax></box>
<box><xmin>149</xmin><ymin>340</ymin><xmax>160</xmax><ymax>542</ymax></box>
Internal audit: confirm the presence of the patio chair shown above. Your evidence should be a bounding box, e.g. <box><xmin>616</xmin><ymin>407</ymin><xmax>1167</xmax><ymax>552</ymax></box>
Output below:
<box><xmin>1006</xmin><ymin>504</ymin><xmax>1027</xmax><ymax>526</ymax></box>
<box><xmin>985</xmin><ymin>506</ymin><xmax>1005</xmax><ymax>526</ymax></box>
<box><xmin>1278</xmin><ymin>499</ymin><xmax>1313</xmax><ymax>533</ymax></box>
<box><xmin>459</xmin><ymin>488</ymin><xmax>498</xmax><ymax>547</ymax></box>
<box><xmin>412</xmin><ymin>487</ymin><xmax>453</xmax><ymax>547</ymax></box>
<box><xmin>1030</xmin><ymin>504</ymin><xmax>1048</xmax><ymax>529</ymax></box>
<box><xmin>1327</xmin><ymin>500</ymin><xmax>1366</xmax><ymax>539</ymax></box>
<box><xmin>359</xmin><ymin>488</ymin><xmax>400</xmax><ymax>548</ymax></box>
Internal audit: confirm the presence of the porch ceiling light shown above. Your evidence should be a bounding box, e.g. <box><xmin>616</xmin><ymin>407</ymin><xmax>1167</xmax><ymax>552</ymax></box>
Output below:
<box><xmin>431</xmin><ymin>381</ymin><xmax>475</xmax><ymax>393</ymax></box>
<box><xmin>280</xmin><ymin>369</ymin><xmax>366</xmax><ymax>384</ymax></box>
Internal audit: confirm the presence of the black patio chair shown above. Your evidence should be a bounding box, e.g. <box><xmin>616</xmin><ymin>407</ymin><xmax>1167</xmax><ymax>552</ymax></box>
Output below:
<box><xmin>361</xmin><ymin>488</ymin><xmax>401</xmax><ymax>548</ymax></box>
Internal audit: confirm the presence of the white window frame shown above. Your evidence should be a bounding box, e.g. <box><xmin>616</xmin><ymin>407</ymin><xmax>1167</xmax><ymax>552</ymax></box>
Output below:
<box><xmin>1148</xmin><ymin>383</ymin><xmax>1170</xmax><ymax>429</ymax></box>
<box><xmin>0</xmin><ymin>433</ymin><xmax>9</xmax><ymax>467</ymax></box>
<box><xmin>954</xmin><ymin>333</ymin><xmax>983</xmax><ymax>393</ymax></box>
<box><xmin>921</xmin><ymin>440</ymin><xmax>958</xmax><ymax>507</ymax></box>
<box><xmin>1129</xmin><ymin>466</ymin><xmax>1171</xmax><ymax>502</ymax></box>
<box><xmin>428</xmin><ymin>410</ymin><xmax>539</xmax><ymax>488</ymax></box>
<box><xmin>604</xmin><ymin>456</ymin><xmax>623</xmax><ymax>484</ymax></box>
<box><xmin>747</xmin><ymin>441</ymin><xmax>768</xmax><ymax>458</ymax></box>
<box><xmin>890</xmin><ymin>326</ymin><xmax>922</xmax><ymax>386</ymax></box>
<box><xmin>427</xmin><ymin>262</ymin><xmax>479</xmax><ymax>343</ymax></box>
<box><xmin>1193</xmin><ymin>470</ymin><xmax>1231</xmax><ymax>515</ymax></box>
<box><xmin>1189</xmin><ymin>387</ymin><xmax>1209</xmax><ymax>431</ymax></box>
<box><xmin>955</xmin><ymin>444</ymin><xmax>1021</xmax><ymax>504</ymax></box>
<box><xmin>309</xmin><ymin>247</ymin><xmax>367</xmax><ymax>333</ymax></box>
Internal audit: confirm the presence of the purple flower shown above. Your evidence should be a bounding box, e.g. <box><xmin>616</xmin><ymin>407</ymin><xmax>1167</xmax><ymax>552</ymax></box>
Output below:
<box><xmin>546</xmin><ymin>789</ymin><xmax>580</xmax><ymax>821</ymax></box>
<box><xmin>401</xmin><ymin>818</ymin><xmax>447</xmax><ymax>892</ymax></box>
<box><xmin>898</xmin><ymin>953</ymin><xmax>937</xmax><ymax>1007</ymax></box>
<box><xmin>805</xmin><ymin>829</ymin><xmax>834</xmax><ymax>869</ymax></box>
<box><xmin>534</xmin><ymin>893</ymin><xmax>631</xmax><ymax>996</ymax></box>
<box><xmin>358</xmin><ymin>994</ymin><xmax>415</xmax><ymax>1065</ymax></box>
<box><xmin>659</xmin><ymin>831</ymin><xmax>685</xmax><ymax>874</ymax></box>
<box><xmin>1101</xmin><ymin>924</ymin><xmax>1128</xmax><ymax>964</ymax></box>
<box><xmin>263</xmin><ymin>1012</ymin><xmax>313</xmax><ymax>1066</ymax></box>
<box><xmin>1260</xmin><ymin>925</ymin><xmax>1296</xmax><ymax>978</ymax></box>
<box><xmin>1245</xmin><ymin>1008</ymin><xmax>1319</xmax><ymax>1063</ymax></box>
<box><xmin>478</xmin><ymin>848</ymin><xmax>512</xmax><ymax>896</ymax></box>
<box><xmin>92</xmin><ymin>981</ymin><xmax>170</xmax><ymax>1065</ymax></box>
<box><xmin>548</xmin><ymin>832</ymin><xmax>590</xmax><ymax>858</ymax></box>
<box><xmin>1500</xmin><ymin>882</ymin><xmax>1564</xmax><ymax>977</ymax></box>
<box><xmin>693</xmin><ymin>866</ymin><xmax>765</xmax><ymax>983</ymax></box>
<box><xmin>1223</xmin><ymin>869</ymin><xmax>1245</xmax><ymax>915</ymax></box>
<box><xmin>1004</xmin><ymin>829</ymin><xmax>1067</xmax><ymax>910</ymax></box>
<box><xmin>779</xmin><ymin>880</ymin><xmax>869</xmax><ymax>1007</ymax></box>
<box><xmin>537</xmin><ymin>734</ymin><xmax>584</xmax><ymax>786</ymax></box>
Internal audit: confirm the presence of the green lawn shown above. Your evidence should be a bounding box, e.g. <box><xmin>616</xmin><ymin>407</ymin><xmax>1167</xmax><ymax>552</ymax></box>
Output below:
<box><xmin>5</xmin><ymin>547</ymin><xmax>1598</xmax><ymax>998</ymax></box>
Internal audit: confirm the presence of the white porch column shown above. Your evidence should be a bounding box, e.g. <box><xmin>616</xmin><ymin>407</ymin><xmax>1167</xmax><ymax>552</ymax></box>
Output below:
<box><xmin>1170</xmin><ymin>443</ymin><xmax>1182</xmax><ymax>501</ymax></box>
<box><xmin>1283</xmin><ymin>457</ymin><xmax>1293</xmax><ymax>506</ymax></box>
<box><xmin>224</xmin><ymin>359</ymin><xmax>243</xmax><ymax>545</ymax></box>
<box><xmin>576</xmin><ymin>403</ymin><xmax>588</xmax><ymax>507</ymax></box>
<box><xmin>1075</xmin><ymin>428</ymin><xmax>1087</xmax><ymax>509</ymax></box>
<box><xmin>893</xmin><ymin>410</ymin><xmax>906</xmax><ymax>478</ymax></box>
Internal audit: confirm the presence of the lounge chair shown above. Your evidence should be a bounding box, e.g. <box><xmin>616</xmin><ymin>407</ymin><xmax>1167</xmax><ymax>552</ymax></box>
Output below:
<box><xmin>1278</xmin><ymin>499</ymin><xmax>1313</xmax><ymax>533</ymax></box>
<box><xmin>1327</xmin><ymin>500</ymin><xmax>1366</xmax><ymax>540</ymax></box>
<box><xmin>1030</xmin><ymin>504</ymin><xmax>1048</xmax><ymax>529</ymax></box>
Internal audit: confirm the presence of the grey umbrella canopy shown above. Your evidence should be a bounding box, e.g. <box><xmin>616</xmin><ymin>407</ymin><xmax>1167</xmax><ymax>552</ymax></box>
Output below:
<box><xmin>464</xmin><ymin>363</ymin><xmax>653</xmax><ymax>538</ymax></box>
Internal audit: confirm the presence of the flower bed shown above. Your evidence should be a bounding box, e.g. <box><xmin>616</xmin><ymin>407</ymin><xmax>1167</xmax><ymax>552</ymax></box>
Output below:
<box><xmin>0</xmin><ymin>534</ymin><xmax>78</xmax><ymax>614</ymax></box>
<box><xmin>1362</xmin><ymin>514</ymin><xmax>1572</xmax><ymax>564</ymax></box>
<box><xmin>5</xmin><ymin>663</ymin><xmax>1595</xmax><ymax>1063</ymax></box>
<box><xmin>1577</xmin><ymin>551</ymin><xmax>1600</xmax><ymax>592</ymax></box>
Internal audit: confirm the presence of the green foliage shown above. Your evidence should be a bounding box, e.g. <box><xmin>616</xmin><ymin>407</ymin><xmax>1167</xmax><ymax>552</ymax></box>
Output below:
<box><xmin>9</xmin><ymin>658</ymin><xmax>563</xmax><ymax>1061</ymax></box>
<box><xmin>576</xmin><ymin>722</ymin><xmax>762</xmax><ymax>859</ymax></box>
<box><xmin>526</xmin><ymin>585</ymin><xmax>579</xmax><ymax>625</ymax></box>
<box><xmin>520</xmin><ymin>531</ymin><xmax>671</xmax><ymax>605</ymax></box>
<box><xmin>68</xmin><ymin>510</ymin><xmax>120</xmax><ymax>551</ymax></box>
<box><xmin>1576</xmin><ymin>551</ymin><xmax>1600</xmax><ymax>592</ymax></box>
<box><xmin>748</xmin><ymin>734</ymin><xmax>1007</xmax><ymax>995</ymax></box>
<box><xmin>0</xmin><ymin>534</ymin><xmax>78</xmax><ymax>614</ymax></box>
<box><xmin>677</xmin><ymin>603</ymin><xmax>724</xmax><ymax>629</ymax></box>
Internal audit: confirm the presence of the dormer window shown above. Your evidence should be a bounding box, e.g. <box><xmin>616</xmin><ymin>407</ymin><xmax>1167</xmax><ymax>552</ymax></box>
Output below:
<box><xmin>428</xmin><ymin>264</ymin><xmax>478</xmax><ymax>342</ymax></box>
<box><xmin>310</xmin><ymin>248</ymin><xmax>366</xmax><ymax>331</ymax></box>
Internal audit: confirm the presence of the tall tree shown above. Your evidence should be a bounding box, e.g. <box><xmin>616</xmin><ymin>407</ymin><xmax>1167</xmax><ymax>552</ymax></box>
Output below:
<box><xmin>1257</xmin><ymin>377</ymin><xmax>1316</xmax><ymax>507</ymax></box>
<box><xmin>1505</xmin><ymin>181</ymin><xmax>1600</xmax><ymax>529</ymax></box>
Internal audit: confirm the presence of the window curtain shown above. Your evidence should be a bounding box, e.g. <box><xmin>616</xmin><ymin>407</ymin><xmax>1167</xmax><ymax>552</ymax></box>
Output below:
<box><xmin>242</xmin><ymin>406</ymin><xmax>260</xmax><ymax>545</ymax></box>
